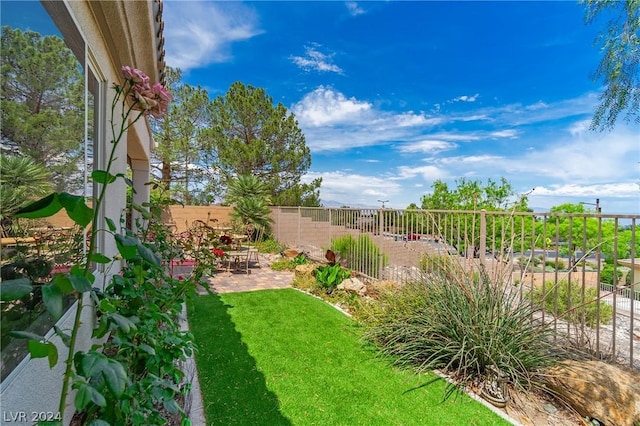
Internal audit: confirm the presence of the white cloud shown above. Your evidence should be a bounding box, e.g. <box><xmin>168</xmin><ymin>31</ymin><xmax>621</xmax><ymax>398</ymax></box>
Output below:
<box><xmin>398</xmin><ymin>140</ymin><xmax>457</xmax><ymax>154</ymax></box>
<box><xmin>490</xmin><ymin>129</ymin><xmax>519</xmax><ymax>138</ymax></box>
<box><xmin>290</xmin><ymin>45</ymin><xmax>343</xmax><ymax>74</ymax></box>
<box><xmin>394</xmin><ymin>165</ymin><xmax>448</xmax><ymax>180</ymax></box>
<box><xmin>163</xmin><ymin>1</ymin><xmax>262</xmax><ymax>70</ymax></box>
<box><xmin>292</xmin><ymin>86</ymin><xmax>371</xmax><ymax>126</ymax></box>
<box><xmin>506</xmin><ymin>124</ymin><xmax>638</xmax><ymax>184</ymax></box>
<box><xmin>532</xmin><ymin>183</ymin><xmax>639</xmax><ymax>198</ymax></box>
<box><xmin>345</xmin><ymin>2</ymin><xmax>366</xmax><ymax>16</ymax></box>
<box><xmin>453</xmin><ymin>93</ymin><xmax>480</xmax><ymax>102</ymax></box>
<box><xmin>292</xmin><ymin>87</ymin><xmax>444</xmax><ymax>150</ymax></box>
<box><xmin>303</xmin><ymin>171</ymin><xmax>402</xmax><ymax>205</ymax></box>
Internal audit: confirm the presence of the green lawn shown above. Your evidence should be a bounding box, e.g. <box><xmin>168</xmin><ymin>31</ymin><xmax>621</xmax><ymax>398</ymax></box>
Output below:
<box><xmin>188</xmin><ymin>288</ymin><xmax>511</xmax><ymax>425</ymax></box>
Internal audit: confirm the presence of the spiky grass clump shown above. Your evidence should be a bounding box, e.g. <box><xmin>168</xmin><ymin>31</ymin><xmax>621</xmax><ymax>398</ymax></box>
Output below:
<box><xmin>358</xmin><ymin>255</ymin><xmax>560</xmax><ymax>394</ymax></box>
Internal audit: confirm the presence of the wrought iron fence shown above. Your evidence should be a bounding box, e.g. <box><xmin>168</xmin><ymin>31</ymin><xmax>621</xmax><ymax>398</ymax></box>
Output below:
<box><xmin>270</xmin><ymin>206</ymin><xmax>639</xmax><ymax>369</ymax></box>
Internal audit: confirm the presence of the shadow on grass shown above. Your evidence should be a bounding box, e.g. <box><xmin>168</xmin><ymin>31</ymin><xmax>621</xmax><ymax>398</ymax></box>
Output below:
<box><xmin>188</xmin><ymin>293</ymin><xmax>292</xmax><ymax>426</ymax></box>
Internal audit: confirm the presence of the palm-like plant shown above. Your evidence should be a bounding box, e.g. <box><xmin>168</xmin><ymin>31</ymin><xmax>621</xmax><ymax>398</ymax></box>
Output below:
<box><xmin>0</xmin><ymin>155</ymin><xmax>53</xmax><ymax>220</ymax></box>
<box><xmin>226</xmin><ymin>174</ymin><xmax>273</xmax><ymax>233</ymax></box>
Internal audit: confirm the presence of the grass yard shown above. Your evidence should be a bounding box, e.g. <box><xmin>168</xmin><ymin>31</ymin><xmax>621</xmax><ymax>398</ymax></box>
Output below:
<box><xmin>188</xmin><ymin>288</ymin><xmax>511</xmax><ymax>425</ymax></box>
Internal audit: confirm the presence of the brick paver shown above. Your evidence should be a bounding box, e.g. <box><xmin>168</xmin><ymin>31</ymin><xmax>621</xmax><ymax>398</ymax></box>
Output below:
<box><xmin>172</xmin><ymin>255</ymin><xmax>294</xmax><ymax>295</ymax></box>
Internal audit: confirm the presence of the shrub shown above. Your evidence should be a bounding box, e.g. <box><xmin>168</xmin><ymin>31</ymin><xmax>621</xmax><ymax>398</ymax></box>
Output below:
<box><xmin>314</xmin><ymin>263</ymin><xmax>350</xmax><ymax>293</ymax></box>
<box><xmin>331</xmin><ymin>234</ymin><xmax>387</xmax><ymax>279</ymax></box>
<box><xmin>600</xmin><ymin>264</ymin><xmax>632</xmax><ymax>286</ymax></box>
<box><xmin>531</xmin><ymin>280</ymin><xmax>613</xmax><ymax>327</ymax></box>
<box><xmin>357</xmin><ymin>255</ymin><xmax>559</xmax><ymax>395</ymax></box>
<box><xmin>255</xmin><ymin>237</ymin><xmax>286</xmax><ymax>254</ymax></box>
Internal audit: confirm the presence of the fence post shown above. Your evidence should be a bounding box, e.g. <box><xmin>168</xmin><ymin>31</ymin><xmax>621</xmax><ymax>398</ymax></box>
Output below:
<box><xmin>297</xmin><ymin>206</ymin><xmax>301</xmax><ymax>247</ymax></box>
<box><xmin>479</xmin><ymin>209</ymin><xmax>486</xmax><ymax>266</ymax></box>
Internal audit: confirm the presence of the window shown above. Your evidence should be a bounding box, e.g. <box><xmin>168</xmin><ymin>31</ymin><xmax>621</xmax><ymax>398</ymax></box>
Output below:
<box><xmin>0</xmin><ymin>1</ymin><xmax>94</xmax><ymax>382</ymax></box>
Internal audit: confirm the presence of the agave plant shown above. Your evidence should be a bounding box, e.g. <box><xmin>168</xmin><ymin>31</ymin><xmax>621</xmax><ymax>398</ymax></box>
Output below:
<box><xmin>0</xmin><ymin>155</ymin><xmax>53</xmax><ymax>220</ymax></box>
<box><xmin>226</xmin><ymin>174</ymin><xmax>273</xmax><ymax>232</ymax></box>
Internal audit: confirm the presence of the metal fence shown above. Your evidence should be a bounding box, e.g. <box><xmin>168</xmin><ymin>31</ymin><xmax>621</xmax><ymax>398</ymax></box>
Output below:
<box><xmin>270</xmin><ymin>206</ymin><xmax>639</xmax><ymax>369</ymax></box>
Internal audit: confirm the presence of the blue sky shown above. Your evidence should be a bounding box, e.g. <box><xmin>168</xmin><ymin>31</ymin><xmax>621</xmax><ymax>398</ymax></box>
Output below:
<box><xmin>161</xmin><ymin>0</ymin><xmax>639</xmax><ymax>214</ymax></box>
<box><xmin>3</xmin><ymin>1</ymin><xmax>638</xmax><ymax>214</ymax></box>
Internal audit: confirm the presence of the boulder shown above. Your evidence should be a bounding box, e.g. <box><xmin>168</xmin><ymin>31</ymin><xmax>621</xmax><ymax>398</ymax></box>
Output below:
<box><xmin>544</xmin><ymin>360</ymin><xmax>640</xmax><ymax>426</ymax></box>
<box><xmin>337</xmin><ymin>277</ymin><xmax>367</xmax><ymax>296</ymax></box>
<box><xmin>282</xmin><ymin>248</ymin><xmax>300</xmax><ymax>258</ymax></box>
<box><xmin>294</xmin><ymin>264</ymin><xmax>316</xmax><ymax>279</ymax></box>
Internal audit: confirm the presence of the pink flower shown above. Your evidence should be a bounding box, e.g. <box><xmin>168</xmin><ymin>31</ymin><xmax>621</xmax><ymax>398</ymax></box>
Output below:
<box><xmin>119</xmin><ymin>66</ymin><xmax>171</xmax><ymax>118</ymax></box>
<box><xmin>121</xmin><ymin>66</ymin><xmax>150</xmax><ymax>86</ymax></box>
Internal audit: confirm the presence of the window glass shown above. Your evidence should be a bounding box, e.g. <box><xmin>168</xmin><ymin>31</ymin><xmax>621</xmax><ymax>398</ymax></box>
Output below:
<box><xmin>0</xmin><ymin>1</ymin><xmax>90</xmax><ymax>382</ymax></box>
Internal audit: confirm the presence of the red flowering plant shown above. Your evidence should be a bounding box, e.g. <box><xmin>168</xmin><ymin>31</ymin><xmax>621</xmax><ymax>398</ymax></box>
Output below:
<box><xmin>4</xmin><ymin>67</ymin><xmax>203</xmax><ymax>425</ymax></box>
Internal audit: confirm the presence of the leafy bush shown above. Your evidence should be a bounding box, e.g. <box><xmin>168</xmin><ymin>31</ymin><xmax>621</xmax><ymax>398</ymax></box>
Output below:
<box><xmin>544</xmin><ymin>259</ymin><xmax>565</xmax><ymax>270</ymax></box>
<box><xmin>531</xmin><ymin>280</ymin><xmax>613</xmax><ymax>326</ymax></box>
<box><xmin>357</xmin><ymin>255</ymin><xmax>559</xmax><ymax>395</ymax></box>
<box><xmin>331</xmin><ymin>234</ymin><xmax>387</xmax><ymax>279</ymax></box>
<box><xmin>314</xmin><ymin>263</ymin><xmax>350</xmax><ymax>293</ymax></box>
<box><xmin>270</xmin><ymin>254</ymin><xmax>308</xmax><ymax>271</ymax></box>
<box><xmin>255</xmin><ymin>237</ymin><xmax>287</xmax><ymax>254</ymax></box>
<box><xmin>600</xmin><ymin>264</ymin><xmax>632</xmax><ymax>286</ymax></box>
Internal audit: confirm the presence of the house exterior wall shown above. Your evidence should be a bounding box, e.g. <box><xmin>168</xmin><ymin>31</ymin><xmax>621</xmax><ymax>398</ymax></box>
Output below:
<box><xmin>0</xmin><ymin>1</ymin><xmax>163</xmax><ymax>423</ymax></box>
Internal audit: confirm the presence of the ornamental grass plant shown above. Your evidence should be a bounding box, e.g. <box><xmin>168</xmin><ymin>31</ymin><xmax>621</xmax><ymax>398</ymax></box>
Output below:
<box><xmin>355</xmin><ymin>254</ymin><xmax>562</xmax><ymax>398</ymax></box>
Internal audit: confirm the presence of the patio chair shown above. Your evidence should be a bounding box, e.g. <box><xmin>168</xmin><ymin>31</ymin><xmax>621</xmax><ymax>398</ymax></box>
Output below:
<box><xmin>224</xmin><ymin>247</ymin><xmax>251</xmax><ymax>274</ymax></box>
<box><xmin>242</xmin><ymin>224</ymin><xmax>264</xmax><ymax>268</ymax></box>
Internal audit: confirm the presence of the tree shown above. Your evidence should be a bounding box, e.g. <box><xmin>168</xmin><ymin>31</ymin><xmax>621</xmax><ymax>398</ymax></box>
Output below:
<box><xmin>420</xmin><ymin>177</ymin><xmax>526</xmax><ymax>211</ymax></box>
<box><xmin>420</xmin><ymin>178</ymin><xmax>530</xmax><ymax>258</ymax></box>
<box><xmin>1</xmin><ymin>26</ymin><xmax>84</xmax><ymax>191</ymax></box>
<box><xmin>203</xmin><ymin>82</ymin><xmax>317</xmax><ymax>205</ymax></box>
<box><xmin>582</xmin><ymin>0</ymin><xmax>640</xmax><ymax>130</ymax></box>
<box><xmin>151</xmin><ymin>67</ymin><xmax>214</xmax><ymax>204</ymax></box>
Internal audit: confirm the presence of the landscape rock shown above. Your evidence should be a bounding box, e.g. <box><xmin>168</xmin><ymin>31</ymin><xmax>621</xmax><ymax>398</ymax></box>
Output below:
<box><xmin>282</xmin><ymin>248</ymin><xmax>301</xmax><ymax>258</ymax></box>
<box><xmin>337</xmin><ymin>277</ymin><xmax>367</xmax><ymax>296</ymax></box>
<box><xmin>294</xmin><ymin>264</ymin><xmax>316</xmax><ymax>279</ymax></box>
<box><xmin>544</xmin><ymin>359</ymin><xmax>640</xmax><ymax>426</ymax></box>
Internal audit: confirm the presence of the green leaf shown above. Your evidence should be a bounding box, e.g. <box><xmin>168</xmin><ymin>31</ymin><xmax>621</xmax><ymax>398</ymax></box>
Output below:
<box><xmin>91</xmin><ymin>170</ymin><xmax>116</xmax><ymax>184</ymax></box>
<box><xmin>0</xmin><ymin>278</ymin><xmax>33</xmax><ymax>301</ymax></box>
<box><xmin>102</xmin><ymin>358</ymin><xmax>128</xmax><ymax>397</ymax></box>
<box><xmin>163</xmin><ymin>397</ymin><xmax>182</xmax><ymax>414</ymax></box>
<box><xmin>114</xmin><ymin>234</ymin><xmax>138</xmax><ymax>259</ymax></box>
<box><xmin>74</xmin><ymin>382</ymin><xmax>106</xmax><ymax>410</ymax></box>
<box><xmin>52</xmin><ymin>273</ymin><xmax>74</xmax><ymax>294</ymax></box>
<box><xmin>93</xmin><ymin>316</ymin><xmax>109</xmax><ymax>339</ymax></box>
<box><xmin>79</xmin><ymin>351</ymin><xmax>108</xmax><ymax>377</ymax></box>
<box><xmin>69</xmin><ymin>274</ymin><xmax>92</xmax><ymax>292</ymax></box>
<box><xmin>108</xmin><ymin>313</ymin><xmax>137</xmax><ymax>333</ymax></box>
<box><xmin>53</xmin><ymin>326</ymin><xmax>71</xmax><ymax>347</ymax></box>
<box><xmin>14</xmin><ymin>193</ymin><xmax>63</xmax><ymax>218</ymax></box>
<box><xmin>90</xmin><ymin>253</ymin><xmax>111</xmax><ymax>264</ymax></box>
<box><xmin>42</xmin><ymin>283</ymin><xmax>63</xmax><ymax>319</ymax></box>
<box><xmin>28</xmin><ymin>340</ymin><xmax>58</xmax><ymax>367</ymax></box>
<box><xmin>10</xmin><ymin>331</ymin><xmax>44</xmax><ymax>341</ymax></box>
<box><xmin>138</xmin><ymin>343</ymin><xmax>156</xmax><ymax>355</ymax></box>
<box><xmin>99</xmin><ymin>298</ymin><xmax>116</xmax><ymax>313</ymax></box>
<box><xmin>59</xmin><ymin>192</ymin><xmax>93</xmax><ymax>227</ymax></box>
<box><xmin>136</xmin><ymin>241</ymin><xmax>161</xmax><ymax>266</ymax></box>
<box><xmin>105</xmin><ymin>217</ymin><xmax>117</xmax><ymax>232</ymax></box>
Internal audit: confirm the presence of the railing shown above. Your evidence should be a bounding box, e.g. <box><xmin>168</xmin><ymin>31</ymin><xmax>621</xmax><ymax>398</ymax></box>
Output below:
<box><xmin>270</xmin><ymin>206</ymin><xmax>639</xmax><ymax>369</ymax></box>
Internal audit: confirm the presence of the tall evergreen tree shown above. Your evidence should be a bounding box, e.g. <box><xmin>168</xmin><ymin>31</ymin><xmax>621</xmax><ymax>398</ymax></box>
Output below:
<box><xmin>203</xmin><ymin>82</ymin><xmax>320</xmax><ymax>205</ymax></box>
<box><xmin>1</xmin><ymin>26</ymin><xmax>84</xmax><ymax>191</ymax></box>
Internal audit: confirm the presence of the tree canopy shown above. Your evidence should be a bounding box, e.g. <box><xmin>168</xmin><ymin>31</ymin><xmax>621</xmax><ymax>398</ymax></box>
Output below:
<box><xmin>582</xmin><ymin>0</ymin><xmax>640</xmax><ymax>130</ymax></box>
<box><xmin>151</xmin><ymin>67</ymin><xmax>214</xmax><ymax>204</ymax></box>
<box><xmin>1</xmin><ymin>26</ymin><xmax>84</xmax><ymax>191</ymax></box>
<box><xmin>202</xmin><ymin>82</ymin><xmax>320</xmax><ymax>205</ymax></box>
<box><xmin>420</xmin><ymin>177</ymin><xmax>529</xmax><ymax>211</ymax></box>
